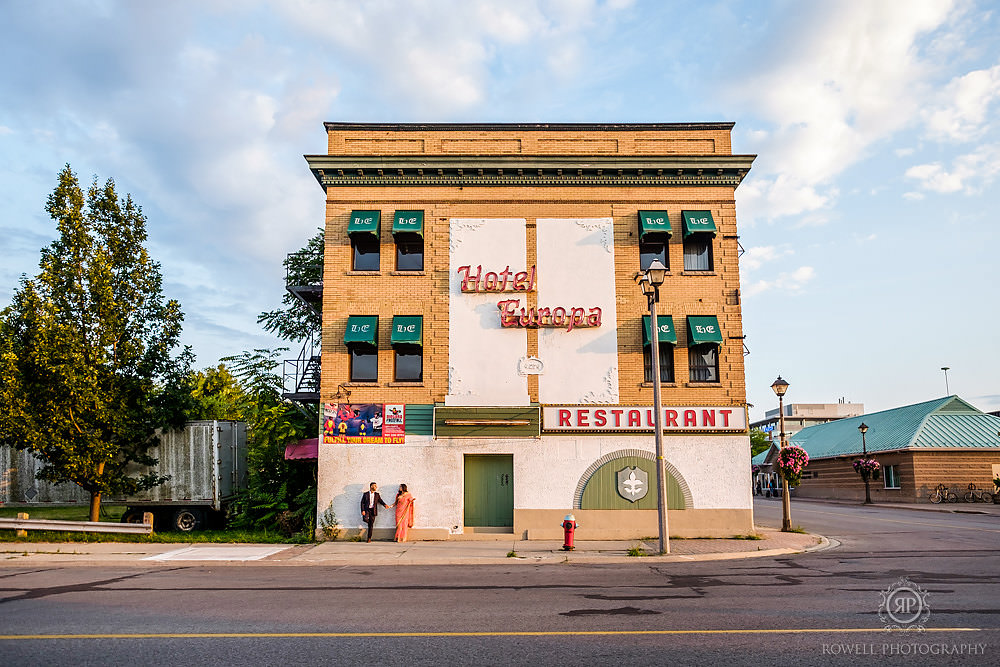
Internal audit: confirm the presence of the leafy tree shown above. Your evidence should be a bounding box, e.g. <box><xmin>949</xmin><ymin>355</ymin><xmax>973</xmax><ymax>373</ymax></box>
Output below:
<box><xmin>257</xmin><ymin>228</ymin><xmax>323</xmax><ymax>343</ymax></box>
<box><xmin>0</xmin><ymin>165</ymin><xmax>191</xmax><ymax>521</ymax></box>
<box><xmin>750</xmin><ymin>429</ymin><xmax>773</xmax><ymax>457</ymax></box>
<box><xmin>220</xmin><ymin>349</ymin><xmax>315</xmax><ymax>534</ymax></box>
<box><xmin>186</xmin><ymin>364</ymin><xmax>248</xmax><ymax>421</ymax></box>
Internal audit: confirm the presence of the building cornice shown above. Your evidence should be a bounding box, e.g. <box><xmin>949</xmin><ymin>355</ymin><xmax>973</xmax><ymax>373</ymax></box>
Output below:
<box><xmin>324</xmin><ymin>122</ymin><xmax>737</xmax><ymax>132</ymax></box>
<box><xmin>304</xmin><ymin>154</ymin><xmax>756</xmax><ymax>189</ymax></box>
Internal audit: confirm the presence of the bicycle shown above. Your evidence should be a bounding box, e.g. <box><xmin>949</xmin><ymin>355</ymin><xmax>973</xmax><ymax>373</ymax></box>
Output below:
<box><xmin>963</xmin><ymin>483</ymin><xmax>993</xmax><ymax>503</ymax></box>
<box><xmin>928</xmin><ymin>484</ymin><xmax>959</xmax><ymax>504</ymax></box>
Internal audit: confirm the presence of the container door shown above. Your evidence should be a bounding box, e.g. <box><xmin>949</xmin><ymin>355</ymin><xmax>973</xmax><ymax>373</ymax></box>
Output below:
<box><xmin>216</xmin><ymin>421</ymin><xmax>234</xmax><ymax>500</ymax></box>
<box><xmin>463</xmin><ymin>455</ymin><xmax>514</xmax><ymax>527</ymax></box>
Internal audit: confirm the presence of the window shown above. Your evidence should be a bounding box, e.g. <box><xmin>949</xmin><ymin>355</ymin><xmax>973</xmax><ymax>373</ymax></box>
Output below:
<box><xmin>395</xmin><ymin>237</ymin><xmax>424</xmax><ymax>271</ymax></box>
<box><xmin>394</xmin><ymin>345</ymin><xmax>423</xmax><ymax>382</ymax></box>
<box><xmin>344</xmin><ymin>315</ymin><xmax>378</xmax><ymax>382</ymax></box>
<box><xmin>639</xmin><ymin>239</ymin><xmax>668</xmax><ymax>271</ymax></box>
<box><xmin>884</xmin><ymin>465</ymin><xmax>900</xmax><ymax>489</ymax></box>
<box><xmin>350</xmin><ymin>347</ymin><xmax>378</xmax><ymax>382</ymax></box>
<box><xmin>352</xmin><ymin>235</ymin><xmax>380</xmax><ymax>271</ymax></box>
<box><xmin>644</xmin><ymin>343</ymin><xmax>674</xmax><ymax>383</ymax></box>
<box><xmin>390</xmin><ymin>315</ymin><xmax>423</xmax><ymax>382</ymax></box>
<box><xmin>689</xmin><ymin>344</ymin><xmax>719</xmax><ymax>382</ymax></box>
<box><xmin>683</xmin><ymin>236</ymin><xmax>712</xmax><ymax>271</ymax></box>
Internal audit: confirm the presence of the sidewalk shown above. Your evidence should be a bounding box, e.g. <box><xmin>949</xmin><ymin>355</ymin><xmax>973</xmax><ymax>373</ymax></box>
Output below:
<box><xmin>0</xmin><ymin>527</ymin><xmax>826</xmax><ymax>567</ymax></box>
<box><xmin>772</xmin><ymin>496</ymin><xmax>1000</xmax><ymax>516</ymax></box>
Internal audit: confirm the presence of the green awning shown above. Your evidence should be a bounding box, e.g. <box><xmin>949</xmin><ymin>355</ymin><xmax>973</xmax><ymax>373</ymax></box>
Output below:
<box><xmin>638</xmin><ymin>211</ymin><xmax>671</xmax><ymax>240</ymax></box>
<box><xmin>642</xmin><ymin>315</ymin><xmax>677</xmax><ymax>345</ymax></box>
<box><xmin>682</xmin><ymin>210</ymin><xmax>717</xmax><ymax>238</ymax></box>
<box><xmin>348</xmin><ymin>211</ymin><xmax>380</xmax><ymax>237</ymax></box>
<box><xmin>687</xmin><ymin>316</ymin><xmax>723</xmax><ymax>345</ymax></box>
<box><xmin>390</xmin><ymin>316</ymin><xmax>422</xmax><ymax>346</ymax></box>
<box><xmin>344</xmin><ymin>315</ymin><xmax>378</xmax><ymax>345</ymax></box>
<box><xmin>392</xmin><ymin>211</ymin><xmax>423</xmax><ymax>238</ymax></box>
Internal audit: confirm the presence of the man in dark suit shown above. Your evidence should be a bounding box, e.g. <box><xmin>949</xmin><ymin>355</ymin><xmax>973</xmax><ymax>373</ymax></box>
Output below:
<box><xmin>360</xmin><ymin>481</ymin><xmax>389</xmax><ymax>542</ymax></box>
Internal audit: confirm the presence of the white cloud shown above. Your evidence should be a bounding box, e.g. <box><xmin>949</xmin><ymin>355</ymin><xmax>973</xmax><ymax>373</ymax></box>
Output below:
<box><xmin>740</xmin><ymin>244</ymin><xmax>793</xmax><ymax>271</ymax></box>
<box><xmin>731</xmin><ymin>0</ymin><xmax>959</xmax><ymax>223</ymax></box>
<box><xmin>905</xmin><ymin>143</ymin><xmax>1000</xmax><ymax>194</ymax></box>
<box><xmin>895</xmin><ymin>147</ymin><xmax>915</xmax><ymax>157</ymax></box>
<box><xmin>743</xmin><ymin>265</ymin><xmax>815</xmax><ymax>297</ymax></box>
<box><xmin>903</xmin><ymin>191</ymin><xmax>926</xmax><ymax>200</ymax></box>
<box><xmin>0</xmin><ymin>125</ymin><xmax>12</xmax><ymax>135</ymax></box>
<box><xmin>922</xmin><ymin>63</ymin><xmax>1000</xmax><ymax>140</ymax></box>
<box><xmin>269</xmin><ymin>0</ymin><xmax>621</xmax><ymax>115</ymax></box>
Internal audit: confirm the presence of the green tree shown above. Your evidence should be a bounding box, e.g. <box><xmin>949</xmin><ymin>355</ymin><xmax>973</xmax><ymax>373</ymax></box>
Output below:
<box><xmin>186</xmin><ymin>364</ymin><xmax>248</xmax><ymax>421</ymax></box>
<box><xmin>0</xmin><ymin>165</ymin><xmax>191</xmax><ymax>521</ymax></box>
<box><xmin>221</xmin><ymin>349</ymin><xmax>315</xmax><ymax>534</ymax></box>
<box><xmin>750</xmin><ymin>429</ymin><xmax>773</xmax><ymax>457</ymax></box>
<box><xmin>257</xmin><ymin>228</ymin><xmax>323</xmax><ymax>342</ymax></box>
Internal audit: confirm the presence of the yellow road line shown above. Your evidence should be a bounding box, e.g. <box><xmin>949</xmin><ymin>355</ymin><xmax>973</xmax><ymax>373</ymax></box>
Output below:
<box><xmin>0</xmin><ymin>628</ymin><xmax>981</xmax><ymax>640</ymax></box>
<box><xmin>785</xmin><ymin>507</ymin><xmax>1000</xmax><ymax>533</ymax></box>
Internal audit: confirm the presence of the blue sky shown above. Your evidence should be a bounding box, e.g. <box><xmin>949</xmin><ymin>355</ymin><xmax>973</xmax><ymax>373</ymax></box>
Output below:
<box><xmin>2</xmin><ymin>0</ymin><xmax>998</xmax><ymax>420</ymax></box>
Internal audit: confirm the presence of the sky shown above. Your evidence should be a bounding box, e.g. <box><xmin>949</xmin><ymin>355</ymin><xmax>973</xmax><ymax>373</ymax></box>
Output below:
<box><xmin>1</xmin><ymin>0</ymin><xmax>998</xmax><ymax>421</ymax></box>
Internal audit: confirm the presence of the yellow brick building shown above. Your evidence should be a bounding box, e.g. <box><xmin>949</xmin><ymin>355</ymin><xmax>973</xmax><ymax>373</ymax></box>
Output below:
<box><xmin>306</xmin><ymin>123</ymin><xmax>756</xmax><ymax>540</ymax></box>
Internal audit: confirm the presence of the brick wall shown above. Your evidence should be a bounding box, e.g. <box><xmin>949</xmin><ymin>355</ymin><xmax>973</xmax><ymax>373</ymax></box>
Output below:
<box><xmin>320</xmin><ymin>126</ymin><xmax>746</xmax><ymax>409</ymax></box>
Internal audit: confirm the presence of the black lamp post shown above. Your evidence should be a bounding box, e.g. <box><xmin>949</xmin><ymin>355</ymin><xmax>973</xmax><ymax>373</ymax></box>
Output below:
<box><xmin>770</xmin><ymin>375</ymin><xmax>792</xmax><ymax>532</ymax></box>
<box><xmin>635</xmin><ymin>259</ymin><xmax>669</xmax><ymax>554</ymax></box>
<box><xmin>858</xmin><ymin>422</ymin><xmax>872</xmax><ymax>504</ymax></box>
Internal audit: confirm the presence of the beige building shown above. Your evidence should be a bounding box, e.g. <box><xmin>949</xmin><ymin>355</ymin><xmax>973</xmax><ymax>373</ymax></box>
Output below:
<box><xmin>751</xmin><ymin>400</ymin><xmax>864</xmax><ymax>442</ymax></box>
<box><xmin>305</xmin><ymin>123</ymin><xmax>756</xmax><ymax>540</ymax></box>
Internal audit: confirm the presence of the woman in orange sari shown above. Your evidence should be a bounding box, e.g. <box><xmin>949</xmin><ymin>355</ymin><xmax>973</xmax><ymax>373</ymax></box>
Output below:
<box><xmin>394</xmin><ymin>484</ymin><xmax>415</xmax><ymax>542</ymax></box>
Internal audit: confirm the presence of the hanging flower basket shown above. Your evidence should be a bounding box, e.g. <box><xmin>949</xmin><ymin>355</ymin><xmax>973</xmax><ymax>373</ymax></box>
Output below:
<box><xmin>852</xmin><ymin>457</ymin><xmax>881</xmax><ymax>482</ymax></box>
<box><xmin>776</xmin><ymin>445</ymin><xmax>809</xmax><ymax>488</ymax></box>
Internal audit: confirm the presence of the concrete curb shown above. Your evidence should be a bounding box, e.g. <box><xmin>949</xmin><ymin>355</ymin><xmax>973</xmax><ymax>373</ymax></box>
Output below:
<box><xmin>0</xmin><ymin>531</ymin><xmax>828</xmax><ymax>567</ymax></box>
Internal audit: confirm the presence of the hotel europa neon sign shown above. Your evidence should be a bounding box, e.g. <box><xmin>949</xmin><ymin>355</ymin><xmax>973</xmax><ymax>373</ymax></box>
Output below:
<box><xmin>457</xmin><ymin>264</ymin><xmax>602</xmax><ymax>331</ymax></box>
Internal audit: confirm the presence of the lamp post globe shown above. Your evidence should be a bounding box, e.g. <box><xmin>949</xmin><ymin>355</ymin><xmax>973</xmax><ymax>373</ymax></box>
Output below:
<box><xmin>771</xmin><ymin>376</ymin><xmax>792</xmax><ymax>532</ymax></box>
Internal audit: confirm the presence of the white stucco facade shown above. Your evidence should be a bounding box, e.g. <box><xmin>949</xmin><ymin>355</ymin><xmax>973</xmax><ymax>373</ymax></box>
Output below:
<box><xmin>317</xmin><ymin>433</ymin><xmax>752</xmax><ymax>536</ymax></box>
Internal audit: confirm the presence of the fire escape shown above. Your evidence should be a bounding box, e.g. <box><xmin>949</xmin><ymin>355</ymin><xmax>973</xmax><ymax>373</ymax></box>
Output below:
<box><xmin>282</xmin><ymin>251</ymin><xmax>323</xmax><ymax>413</ymax></box>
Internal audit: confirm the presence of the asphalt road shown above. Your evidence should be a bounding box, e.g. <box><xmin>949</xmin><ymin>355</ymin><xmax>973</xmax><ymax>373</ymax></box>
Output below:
<box><xmin>1</xmin><ymin>499</ymin><xmax>998</xmax><ymax>666</ymax></box>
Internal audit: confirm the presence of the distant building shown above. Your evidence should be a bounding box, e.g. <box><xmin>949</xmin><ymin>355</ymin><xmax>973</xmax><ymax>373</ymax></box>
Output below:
<box><xmin>750</xmin><ymin>400</ymin><xmax>864</xmax><ymax>441</ymax></box>
<box><xmin>790</xmin><ymin>396</ymin><xmax>1000</xmax><ymax>503</ymax></box>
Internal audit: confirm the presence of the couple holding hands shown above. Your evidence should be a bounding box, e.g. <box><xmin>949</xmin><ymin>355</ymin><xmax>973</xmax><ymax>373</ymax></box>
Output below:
<box><xmin>360</xmin><ymin>482</ymin><xmax>415</xmax><ymax>543</ymax></box>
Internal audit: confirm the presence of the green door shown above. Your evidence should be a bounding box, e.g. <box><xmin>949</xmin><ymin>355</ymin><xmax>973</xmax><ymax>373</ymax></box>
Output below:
<box><xmin>464</xmin><ymin>455</ymin><xmax>514</xmax><ymax>527</ymax></box>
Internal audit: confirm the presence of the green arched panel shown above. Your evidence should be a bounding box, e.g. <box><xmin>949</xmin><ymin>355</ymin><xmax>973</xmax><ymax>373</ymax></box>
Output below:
<box><xmin>580</xmin><ymin>456</ymin><xmax>685</xmax><ymax>510</ymax></box>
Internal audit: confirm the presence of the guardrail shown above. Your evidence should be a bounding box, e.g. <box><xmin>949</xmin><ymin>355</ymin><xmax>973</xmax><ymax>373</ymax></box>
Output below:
<box><xmin>0</xmin><ymin>512</ymin><xmax>153</xmax><ymax>536</ymax></box>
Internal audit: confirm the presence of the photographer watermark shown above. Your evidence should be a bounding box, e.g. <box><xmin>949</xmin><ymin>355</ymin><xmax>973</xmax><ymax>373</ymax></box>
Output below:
<box><xmin>879</xmin><ymin>577</ymin><xmax>930</xmax><ymax>632</ymax></box>
<box><xmin>821</xmin><ymin>643</ymin><xmax>987</xmax><ymax>656</ymax></box>
<box><xmin>820</xmin><ymin>577</ymin><xmax>987</xmax><ymax>657</ymax></box>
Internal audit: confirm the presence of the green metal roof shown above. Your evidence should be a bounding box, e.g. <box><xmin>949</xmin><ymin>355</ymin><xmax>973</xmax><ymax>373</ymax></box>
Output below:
<box><xmin>790</xmin><ymin>396</ymin><xmax>1000</xmax><ymax>460</ymax></box>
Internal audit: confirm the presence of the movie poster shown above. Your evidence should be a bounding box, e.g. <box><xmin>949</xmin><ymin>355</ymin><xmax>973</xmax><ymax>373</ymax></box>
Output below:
<box><xmin>323</xmin><ymin>403</ymin><xmax>406</xmax><ymax>444</ymax></box>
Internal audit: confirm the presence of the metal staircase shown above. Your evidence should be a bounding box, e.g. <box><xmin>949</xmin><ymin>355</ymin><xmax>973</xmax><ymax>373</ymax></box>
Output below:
<box><xmin>281</xmin><ymin>251</ymin><xmax>322</xmax><ymax>411</ymax></box>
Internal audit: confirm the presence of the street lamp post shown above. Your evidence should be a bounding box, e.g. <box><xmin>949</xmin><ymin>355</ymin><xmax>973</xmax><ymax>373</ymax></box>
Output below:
<box><xmin>635</xmin><ymin>259</ymin><xmax>669</xmax><ymax>555</ymax></box>
<box><xmin>858</xmin><ymin>422</ymin><xmax>872</xmax><ymax>504</ymax></box>
<box><xmin>771</xmin><ymin>376</ymin><xmax>792</xmax><ymax>532</ymax></box>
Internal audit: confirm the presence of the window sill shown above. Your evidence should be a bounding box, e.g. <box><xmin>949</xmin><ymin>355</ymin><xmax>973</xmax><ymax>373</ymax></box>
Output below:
<box><xmin>640</xmin><ymin>382</ymin><xmax>677</xmax><ymax>388</ymax></box>
<box><xmin>388</xmin><ymin>381</ymin><xmax>425</xmax><ymax>387</ymax></box>
<box><xmin>389</xmin><ymin>271</ymin><xmax>426</xmax><ymax>276</ymax></box>
<box><xmin>685</xmin><ymin>381</ymin><xmax>721</xmax><ymax>387</ymax></box>
<box><xmin>344</xmin><ymin>381</ymin><xmax>379</xmax><ymax>387</ymax></box>
<box><xmin>884</xmin><ymin>487</ymin><xmax>901</xmax><ymax>490</ymax></box>
<box><xmin>680</xmin><ymin>271</ymin><xmax>717</xmax><ymax>276</ymax></box>
<box><xmin>346</xmin><ymin>270</ymin><xmax>381</xmax><ymax>276</ymax></box>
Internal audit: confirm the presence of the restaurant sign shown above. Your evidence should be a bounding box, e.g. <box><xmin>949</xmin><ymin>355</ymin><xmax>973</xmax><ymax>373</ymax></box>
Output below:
<box><xmin>542</xmin><ymin>405</ymin><xmax>748</xmax><ymax>433</ymax></box>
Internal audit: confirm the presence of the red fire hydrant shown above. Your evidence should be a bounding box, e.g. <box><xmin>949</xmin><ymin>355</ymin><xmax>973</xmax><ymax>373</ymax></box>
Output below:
<box><xmin>561</xmin><ymin>513</ymin><xmax>578</xmax><ymax>551</ymax></box>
